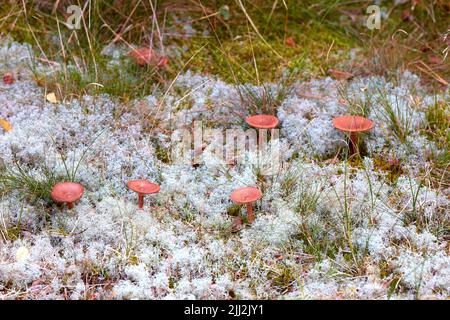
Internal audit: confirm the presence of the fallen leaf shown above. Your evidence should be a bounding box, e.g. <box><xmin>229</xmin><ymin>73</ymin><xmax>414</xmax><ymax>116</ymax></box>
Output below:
<box><xmin>328</xmin><ymin>69</ymin><xmax>354</xmax><ymax>80</ymax></box>
<box><xmin>0</xmin><ymin>118</ymin><xmax>12</xmax><ymax>132</ymax></box>
<box><xmin>274</xmin><ymin>253</ymin><xmax>284</xmax><ymax>261</ymax></box>
<box><xmin>16</xmin><ymin>246</ymin><xmax>30</xmax><ymax>262</ymax></box>
<box><xmin>46</xmin><ymin>92</ymin><xmax>58</xmax><ymax>103</ymax></box>
<box><xmin>230</xmin><ymin>216</ymin><xmax>243</xmax><ymax>233</ymax></box>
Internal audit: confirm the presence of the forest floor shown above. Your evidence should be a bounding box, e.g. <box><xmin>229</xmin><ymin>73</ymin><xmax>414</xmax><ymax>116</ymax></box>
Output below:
<box><xmin>0</xmin><ymin>1</ymin><xmax>449</xmax><ymax>299</ymax></box>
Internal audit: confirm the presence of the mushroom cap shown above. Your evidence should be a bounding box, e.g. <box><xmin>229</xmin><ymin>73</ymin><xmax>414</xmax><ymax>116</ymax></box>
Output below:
<box><xmin>127</xmin><ymin>180</ymin><xmax>160</xmax><ymax>195</ymax></box>
<box><xmin>245</xmin><ymin>115</ymin><xmax>279</xmax><ymax>129</ymax></box>
<box><xmin>230</xmin><ymin>187</ymin><xmax>262</xmax><ymax>204</ymax></box>
<box><xmin>157</xmin><ymin>56</ymin><xmax>169</xmax><ymax>68</ymax></box>
<box><xmin>51</xmin><ymin>182</ymin><xmax>84</xmax><ymax>203</ymax></box>
<box><xmin>130</xmin><ymin>48</ymin><xmax>155</xmax><ymax>66</ymax></box>
<box><xmin>332</xmin><ymin>115</ymin><xmax>374</xmax><ymax>133</ymax></box>
<box><xmin>3</xmin><ymin>73</ymin><xmax>14</xmax><ymax>85</ymax></box>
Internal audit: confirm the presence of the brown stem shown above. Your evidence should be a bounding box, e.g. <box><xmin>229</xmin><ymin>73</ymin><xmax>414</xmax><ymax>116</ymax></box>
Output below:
<box><xmin>67</xmin><ymin>202</ymin><xmax>74</xmax><ymax>209</ymax></box>
<box><xmin>349</xmin><ymin>132</ymin><xmax>359</xmax><ymax>156</ymax></box>
<box><xmin>246</xmin><ymin>203</ymin><xmax>254</xmax><ymax>224</ymax></box>
<box><xmin>138</xmin><ymin>193</ymin><xmax>144</xmax><ymax>209</ymax></box>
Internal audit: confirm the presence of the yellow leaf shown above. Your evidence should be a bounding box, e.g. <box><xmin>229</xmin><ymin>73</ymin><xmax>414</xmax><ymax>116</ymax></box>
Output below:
<box><xmin>16</xmin><ymin>246</ymin><xmax>30</xmax><ymax>262</ymax></box>
<box><xmin>46</xmin><ymin>92</ymin><xmax>58</xmax><ymax>103</ymax></box>
<box><xmin>0</xmin><ymin>118</ymin><xmax>12</xmax><ymax>132</ymax></box>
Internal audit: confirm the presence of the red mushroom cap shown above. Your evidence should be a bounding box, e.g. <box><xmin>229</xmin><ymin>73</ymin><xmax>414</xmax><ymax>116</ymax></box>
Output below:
<box><xmin>230</xmin><ymin>187</ymin><xmax>262</xmax><ymax>204</ymax></box>
<box><xmin>285</xmin><ymin>37</ymin><xmax>296</xmax><ymax>47</ymax></box>
<box><xmin>51</xmin><ymin>182</ymin><xmax>84</xmax><ymax>203</ymax></box>
<box><xmin>127</xmin><ymin>180</ymin><xmax>160</xmax><ymax>195</ymax></box>
<box><xmin>130</xmin><ymin>48</ymin><xmax>155</xmax><ymax>66</ymax></box>
<box><xmin>157</xmin><ymin>56</ymin><xmax>169</xmax><ymax>68</ymax></box>
<box><xmin>3</xmin><ymin>73</ymin><xmax>14</xmax><ymax>85</ymax></box>
<box><xmin>245</xmin><ymin>115</ymin><xmax>279</xmax><ymax>129</ymax></box>
<box><xmin>332</xmin><ymin>115</ymin><xmax>373</xmax><ymax>133</ymax></box>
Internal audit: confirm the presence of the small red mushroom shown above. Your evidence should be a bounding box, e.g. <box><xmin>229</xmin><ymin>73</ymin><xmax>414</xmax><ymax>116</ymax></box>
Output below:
<box><xmin>245</xmin><ymin>115</ymin><xmax>279</xmax><ymax>129</ymax></box>
<box><xmin>157</xmin><ymin>56</ymin><xmax>169</xmax><ymax>68</ymax></box>
<box><xmin>3</xmin><ymin>73</ymin><xmax>14</xmax><ymax>85</ymax></box>
<box><xmin>130</xmin><ymin>48</ymin><xmax>155</xmax><ymax>66</ymax></box>
<box><xmin>51</xmin><ymin>182</ymin><xmax>84</xmax><ymax>209</ymax></box>
<box><xmin>127</xmin><ymin>179</ymin><xmax>160</xmax><ymax>209</ymax></box>
<box><xmin>332</xmin><ymin>115</ymin><xmax>373</xmax><ymax>156</ymax></box>
<box><xmin>285</xmin><ymin>37</ymin><xmax>296</xmax><ymax>47</ymax></box>
<box><xmin>230</xmin><ymin>187</ymin><xmax>262</xmax><ymax>224</ymax></box>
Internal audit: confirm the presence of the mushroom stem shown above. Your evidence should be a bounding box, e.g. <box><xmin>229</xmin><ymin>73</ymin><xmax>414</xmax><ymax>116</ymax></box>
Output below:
<box><xmin>67</xmin><ymin>202</ymin><xmax>74</xmax><ymax>209</ymax></box>
<box><xmin>246</xmin><ymin>203</ymin><xmax>254</xmax><ymax>224</ymax></box>
<box><xmin>138</xmin><ymin>193</ymin><xmax>144</xmax><ymax>209</ymax></box>
<box><xmin>349</xmin><ymin>132</ymin><xmax>359</xmax><ymax>156</ymax></box>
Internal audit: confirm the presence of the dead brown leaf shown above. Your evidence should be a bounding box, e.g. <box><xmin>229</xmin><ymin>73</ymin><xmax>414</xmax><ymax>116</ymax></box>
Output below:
<box><xmin>328</xmin><ymin>69</ymin><xmax>354</xmax><ymax>80</ymax></box>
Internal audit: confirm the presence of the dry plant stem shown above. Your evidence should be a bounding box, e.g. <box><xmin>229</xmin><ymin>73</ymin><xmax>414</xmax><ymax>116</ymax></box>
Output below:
<box><xmin>138</xmin><ymin>193</ymin><xmax>144</xmax><ymax>209</ymax></box>
<box><xmin>246</xmin><ymin>203</ymin><xmax>254</xmax><ymax>223</ymax></box>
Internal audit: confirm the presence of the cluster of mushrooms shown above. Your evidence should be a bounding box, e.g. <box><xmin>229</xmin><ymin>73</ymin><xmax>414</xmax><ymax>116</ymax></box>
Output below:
<box><xmin>50</xmin><ymin>114</ymin><xmax>373</xmax><ymax>232</ymax></box>
<box><xmin>6</xmin><ymin>48</ymin><xmax>373</xmax><ymax>230</ymax></box>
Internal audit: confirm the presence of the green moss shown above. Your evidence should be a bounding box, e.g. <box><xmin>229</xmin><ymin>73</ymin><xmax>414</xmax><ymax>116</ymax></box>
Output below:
<box><xmin>267</xmin><ymin>263</ymin><xmax>297</xmax><ymax>292</ymax></box>
<box><xmin>425</xmin><ymin>100</ymin><xmax>449</xmax><ymax>148</ymax></box>
<box><xmin>153</xmin><ymin>139</ymin><xmax>171</xmax><ymax>164</ymax></box>
<box><xmin>1</xmin><ymin>0</ymin><xmax>447</xmax><ymax>98</ymax></box>
<box><xmin>373</xmin><ymin>156</ymin><xmax>403</xmax><ymax>184</ymax></box>
<box><xmin>294</xmin><ymin>226</ymin><xmax>339</xmax><ymax>261</ymax></box>
<box><xmin>128</xmin><ymin>255</ymin><xmax>139</xmax><ymax>265</ymax></box>
<box><xmin>423</xmin><ymin>99</ymin><xmax>449</xmax><ymax>188</ymax></box>
<box><xmin>227</xmin><ymin>203</ymin><xmax>242</xmax><ymax>217</ymax></box>
<box><xmin>180</xmin><ymin>21</ymin><xmax>356</xmax><ymax>84</ymax></box>
<box><xmin>1</xmin><ymin>226</ymin><xmax>22</xmax><ymax>241</ymax></box>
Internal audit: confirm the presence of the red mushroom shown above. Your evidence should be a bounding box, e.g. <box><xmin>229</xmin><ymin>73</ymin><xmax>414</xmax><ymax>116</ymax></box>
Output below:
<box><xmin>332</xmin><ymin>115</ymin><xmax>373</xmax><ymax>156</ymax></box>
<box><xmin>230</xmin><ymin>187</ymin><xmax>262</xmax><ymax>224</ymax></box>
<box><xmin>285</xmin><ymin>37</ymin><xmax>296</xmax><ymax>47</ymax></box>
<box><xmin>3</xmin><ymin>73</ymin><xmax>14</xmax><ymax>85</ymax></box>
<box><xmin>157</xmin><ymin>56</ymin><xmax>169</xmax><ymax>68</ymax></box>
<box><xmin>51</xmin><ymin>182</ymin><xmax>84</xmax><ymax>209</ymax></box>
<box><xmin>130</xmin><ymin>48</ymin><xmax>169</xmax><ymax>68</ymax></box>
<box><xmin>127</xmin><ymin>179</ymin><xmax>160</xmax><ymax>209</ymax></box>
<box><xmin>130</xmin><ymin>48</ymin><xmax>155</xmax><ymax>66</ymax></box>
<box><xmin>245</xmin><ymin>115</ymin><xmax>279</xmax><ymax>129</ymax></box>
